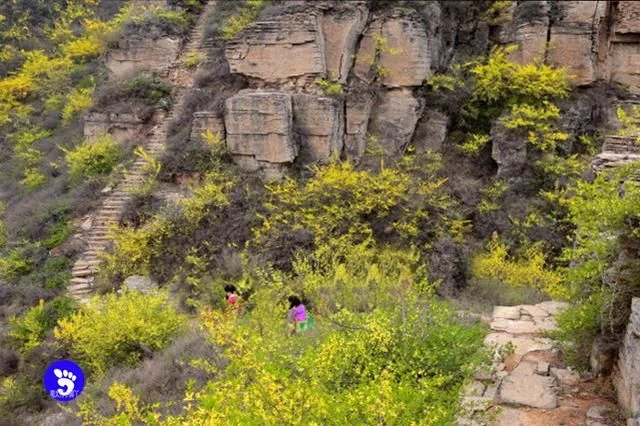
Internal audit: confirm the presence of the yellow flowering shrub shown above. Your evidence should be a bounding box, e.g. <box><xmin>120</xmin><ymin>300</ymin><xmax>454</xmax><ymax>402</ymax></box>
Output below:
<box><xmin>471</xmin><ymin>236</ymin><xmax>563</xmax><ymax>297</ymax></box>
<box><xmin>55</xmin><ymin>290</ymin><xmax>185</xmax><ymax>376</ymax></box>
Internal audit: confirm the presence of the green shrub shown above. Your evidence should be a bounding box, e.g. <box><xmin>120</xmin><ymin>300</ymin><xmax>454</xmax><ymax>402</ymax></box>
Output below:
<box><xmin>0</xmin><ymin>246</ymin><xmax>33</xmax><ymax>281</ymax></box>
<box><xmin>553</xmin><ymin>163</ymin><xmax>640</xmax><ymax>364</ymax></box>
<box><xmin>221</xmin><ymin>0</ymin><xmax>264</xmax><ymax>40</ymax></box>
<box><xmin>8</xmin><ymin>297</ymin><xmax>77</xmax><ymax>354</ymax></box>
<box><xmin>64</xmin><ymin>134</ymin><xmax>121</xmax><ymax>181</ymax></box>
<box><xmin>62</xmin><ymin>85</ymin><xmax>94</xmax><ymax>123</ymax></box>
<box><xmin>123</xmin><ymin>73</ymin><xmax>172</xmax><ymax>108</ymax></box>
<box><xmin>55</xmin><ymin>290</ymin><xmax>186</xmax><ymax>376</ymax></box>
<box><xmin>471</xmin><ymin>236</ymin><xmax>563</xmax><ymax>297</ymax></box>
<box><xmin>316</xmin><ymin>77</ymin><xmax>343</xmax><ymax>96</ymax></box>
<box><xmin>40</xmin><ymin>256</ymin><xmax>72</xmax><ymax>289</ymax></box>
<box><xmin>43</xmin><ymin>219</ymin><xmax>72</xmax><ymax>249</ymax></box>
<box><xmin>183</xmin><ymin>50</ymin><xmax>205</xmax><ymax>69</ymax></box>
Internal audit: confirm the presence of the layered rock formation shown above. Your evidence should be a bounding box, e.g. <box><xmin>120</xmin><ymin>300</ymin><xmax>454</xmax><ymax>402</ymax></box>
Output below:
<box><xmin>221</xmin><ymin>2</ymin><xmax>435</xmax><ymax>174</ymax></box>
<box><xmin>105</xmin><ymin>36</ymin><xmax>181</xmax><ymax>79</ymax></box>
<box><xmin>614</xmin><ymin>298</ymin><xmax>640</xmax><ymax>424</ymax></box>
<box><xmin>504</xmin><ymin>0</ymin><xmax>640</xmax><ymax>91</ymax></box>
<box><xmin>83</xmin><ymin>112</ymin><xmax>152</xmax><ymax>144</ymax></box>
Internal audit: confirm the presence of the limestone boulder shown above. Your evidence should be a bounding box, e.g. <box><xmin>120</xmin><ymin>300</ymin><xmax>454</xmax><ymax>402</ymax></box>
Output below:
<box><xmin>123</xmin><ymin>275</ymin><xmax>158</xmax><ymax>294</ymax></box>
<box><xmin>490</xmin><ymin>119</ymin><xmax>528</xmax><ymax>178</ymax></box>
<box><xmin>292</xmin><ymin>94</ymin><xmax>343</xmax><ymax>164</ymax></box>
<box><xmin>413</xmin><ymin>111</ymin><xmax>449</xmax><ymax>153</ymax></box>
<box><xmin>105</xmin><ymin>36</ymin><xmax>180</xmax><ymax>79</ymax></box>
<box><xmin>367</xmin><ymin>89</ymin><xmax>423</xmax><ymax>155</ymax></box>
<box><xmin>321</xmin><ymin>2</ymin><xmax>368</xmax><ymax>82</ymax></box>
<box><xmin>353</xmin><ymin>10</ymin><xmax>432</xmax><ymax>87</ymax></box>
<box><xmin>614</xmin><ymin>298</ymin><xmax>640</xmax><ymax>420</ymax></box>
<box><xmin>547</xmin><ymin>1</ymin><xmax>606</xmax><ymax>86</ymax></box>
<box><xmin>225</xmin><ymin>10</ymin><xmax>325</xmax><ymax>82</ymax></box>
<box><xmin>224</xmin><ymin>92</ymin><xmax>297</xmax><ymax>167</ymax></box>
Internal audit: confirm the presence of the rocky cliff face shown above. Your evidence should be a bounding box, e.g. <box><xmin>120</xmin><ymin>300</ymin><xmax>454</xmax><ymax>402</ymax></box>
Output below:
<box><xmin>614</xmin><ymin>298</ymin><xmax>640</xmax><ymax>424</ymax></box>
<box><xmin>186</xmin><ymin>1</ymin><xmax>640</xmax><ymax>176</ymax></box>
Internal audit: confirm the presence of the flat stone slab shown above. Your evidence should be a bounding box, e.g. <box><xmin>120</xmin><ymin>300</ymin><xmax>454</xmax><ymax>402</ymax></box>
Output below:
<box><xmin>484</xmin><ymin>333</ymin><xmax>555</xmax><ymax>359</ymax></box>
<box><xmin>499</xmin><ymin>361</ymin><xmax>558</xmax><ymax>409</ymax></box>
<box><xmin>492</xmin><ymin>306</ymin><xmax>522</xmax><ymax>320</ymax></box>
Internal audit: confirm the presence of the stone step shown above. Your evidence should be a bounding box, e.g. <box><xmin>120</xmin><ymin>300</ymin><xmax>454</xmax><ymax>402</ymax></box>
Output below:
<box><xmin>70</xmin><ymin>277</ymin><xmax>90</xmax><ymax>285</ymax></box>
<box><xmin>69</xmin><ymin>284</ymin><xmax>92</xmax><ymax>293</ymax></box>
<box><xmin>72</xmin><ymin>269</ymin><xmax>92</xmax><ymax>277</ymax></box>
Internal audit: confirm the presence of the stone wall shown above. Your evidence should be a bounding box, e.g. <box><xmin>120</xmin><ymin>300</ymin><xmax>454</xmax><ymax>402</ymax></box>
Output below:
<box><xmin>83</xmin><ymin>112</ymin><xmax>152</xmax><ymax>144</ymax></box>
<box><xmin>613</xmin><ymin>298</ymin><xmax>640</xmax><ymax>424</ymax></box>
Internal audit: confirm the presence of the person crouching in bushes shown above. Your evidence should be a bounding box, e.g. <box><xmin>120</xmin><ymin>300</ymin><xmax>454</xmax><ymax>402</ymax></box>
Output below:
<box><xmin>224</xmin><ymin>284</ymin><xmax>242</xmax><ymax>315</ymax></box>
<box><xmin>287</xmin><ymin>295</ymin><xmax>313</xmax><ymax>335</ymax></box>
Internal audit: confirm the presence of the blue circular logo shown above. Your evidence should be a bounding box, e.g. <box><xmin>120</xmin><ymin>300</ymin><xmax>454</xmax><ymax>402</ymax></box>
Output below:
<box><xmin>43</xmin><ymin>360</ymin><xmax>85</xmax><ymax>402</ymax></box>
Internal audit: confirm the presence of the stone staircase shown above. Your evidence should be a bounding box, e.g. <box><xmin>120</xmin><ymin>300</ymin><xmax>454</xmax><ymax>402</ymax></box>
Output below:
<box><xmin>459</xmin><ymin>302</ymin><xmax>620</xmax><ymax>426</ymax></box>
<box><xmin>68</xmin><ymin>1</ymin><xmax>217</xmax><ymax>301</ymax></box>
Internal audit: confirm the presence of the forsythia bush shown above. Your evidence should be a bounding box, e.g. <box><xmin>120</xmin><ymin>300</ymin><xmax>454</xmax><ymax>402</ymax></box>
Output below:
<box><xmin>55</xmin><ymin>290</ymin><xmax>185</xmax><ymax>376</ymax></box>
<box><xmin>471</xmin><ymin>236</ymin><xmax>563</xmax><ymax>297</ymax></box>
<box><xmin>64</xmin><ymin>134</ymin><xmax>121</xmax><ymax>180</ymax></box>
<box><xmin>254</xmin><ymin>159</ymin><xmax>459</xmax><ymax>257</ymax></box>
<box><xmin>79</xmin><ymin>243</ymin><xmax>486</xmax><ymax>425</ymax></box>
<box><xmin>462</xmin><ymin>45</ymin><xmax>570</xmax><ymax>154</ymax></box>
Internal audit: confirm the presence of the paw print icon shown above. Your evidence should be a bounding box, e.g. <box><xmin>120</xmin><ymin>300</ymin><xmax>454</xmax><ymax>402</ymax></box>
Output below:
<box><xmin>44</xmin><ymin>360</ymin><xmax>85</xmax><ymax>402</ymax></box>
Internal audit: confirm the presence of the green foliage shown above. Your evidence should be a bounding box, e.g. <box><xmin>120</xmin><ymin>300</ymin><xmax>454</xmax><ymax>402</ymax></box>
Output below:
<box><xmin>64</xmin><ymin>134</ymin><xmax>122</xmax><ymax>181</ymax></box>
<box><xmin>471</xmin><ymin>236</ymin><xmax>563</xmax><ymax>297</ymax></box>
<box><xmin>40</xmin><ymin>256</ymin><xmax>72</xmax><ymax>289</ymax></box>
<box><xmin>123</xmin><ymin>73</ymin><xmax>172</xmax><ymax>108</ymax></box>
<box><xmin>552</xmin><ymin>293</ymin><xmax>603</xmax><ymax>369</ymax></box>
<box><xmin>105</xmin><ymin>214</ymin><xmax>174</xmax><ymax>278</ymax></box>
<box><xmin>180</xmin><ymin>171</ymin><xmax>233</xmax><ymax>224</ymax></box>
<box><xmin>552</xmin><ymin>163</ymin><xmax>640</xmax><ymax>367</ymax></box>
<box><xmin>559</xmin><ymin>163</ymin><xmax>640</xmax><ymax>299</ymax></box>
<box><xmin>499</xmin><ymin>101</ymin><xmax>568</xmax><ymax>151</ymax></box>
<box><xmin>615</xmin><ymin>105</ymin><xmax>640</xmax><ymax>142</ymax></box>
<box><xmin>62</xmin><ymin>85</ymin><xmax>94</xmax><ymax>123</ymax></box>
<box><xmin>43</xmin><ymin>219</ymin><xmax>72</xmax><ymax>250</ymax></box>
<box><xmin>467</xmin><ymin>45</ymin><xmax>570</xmax><ymax>106</ymax></box>
<box><xmin>478</xmin><ymin>179</ymin><xmax>508</xmax><ymax>213</ymax></box>
<box><xmin>130</xmin><ymin>147</ymin><xmax>162</xmax><ymax>197</ymax></box>
<box><xmin>459</xmin><ymin>133</ymin><xmax>489</xmax><ymax>155</ymax></box>
<box><xmin>463</xmin><ymin>45</ymin><xmax>570</xmax><ymax>156</ymax></box>
<box><xmin>221</xmin><ymin>0</ymin><xmax>264</xmax><ymax>41</ymax></box>
<box><xmin>424</xmin><ymin>72</ymin><xmax>463</xmax><ymax>92</ymax></box>
<box><xmin>8</xmin><ymin>297</ymin><xmax>77</xmax><ymax>354</ymax></box>
<box><xmin>483</xmin><ymin>0</ymin><xmax>512</xmax><ymax>25</ymax></box>
<box><xmin>55</xmin><ymin>290</ymin><xmax>186</xmax><ymax>376</ymax></box>
<box><xmin>0</xmin><ymin>245</ymin><xmax>33</xmax><ymax>281</ymax></box>
<box><xmin>183</xmin><ymin>50</ymin><xmax>205</xmax><ymax>69</ymax></box>
<box><xmin>10</xmin><ymin>126</ymin><xmax>52</xmax><ymax>190</ymax></box>
<box><xmin>316</xmin><ymin>77</ymin><xmax>343</xmax><ymax>96</ymax></box>
<box><xmin>85</xmin><ymin>243</ymin><xmax>486</xmax><ymax>425</ymax></box>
